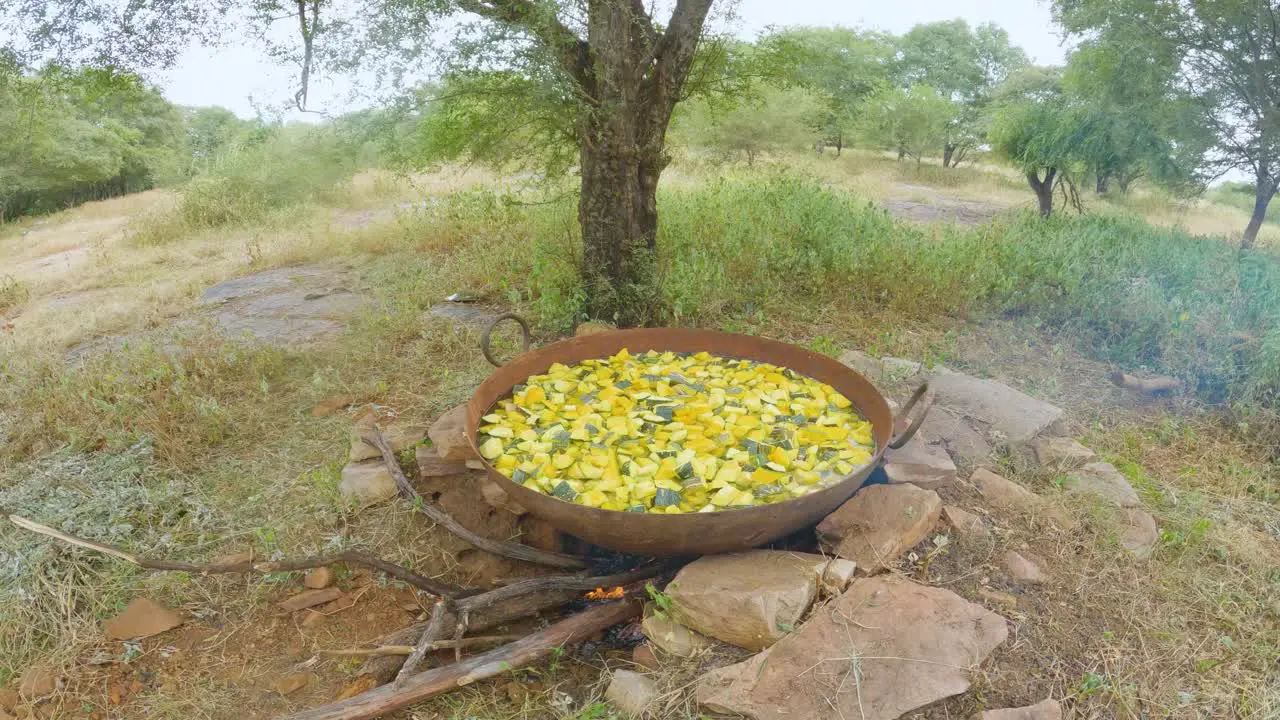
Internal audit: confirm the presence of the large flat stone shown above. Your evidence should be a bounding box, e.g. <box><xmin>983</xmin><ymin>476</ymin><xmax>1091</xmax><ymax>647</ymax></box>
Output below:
<box><xmin>1118</xmin><ymin>507</ymin><xmax>1158</xmax><ymax>558</ymax></box>
<box><xmin>1030</xmin><ymin>436</ymin><xmax>1096</xmax><ymax>471</ymax></box>
<box><xmin>816</xmin><ymin>483</ymin><xmax>942</xmax><ymax>574</ymax></box>
<box><xmin>919</xmin><ymin>405</ymin><xmax>993</xmax><ymax>464</ymax></box>
<box><xmin>103</xmin><ymin>598</ymin><xmax>183</xmax><ymax>640</ymax></box>
<box><xmin>428</xmin><ymin>404</ymin><xmax>477</xmax><ymax>461</ymax></box>
<box><xmin>972</xmin><ymin>468</ymin><xmax>1075</xmax><ymax>528</ymax></box>
<box><xmin>929</xmin><ymin>370</ymin><xmax>1065</xmax><ymax>445</ymax></box>
<box><xmin>1065</xmin><ymin>462</ymin><xmax>1141</xmax><ymax>508</ymax></box>
<box><xmin>883</xmin><ymin>431</ymin><xmax>958</xmax><ymax>490</ymax></box>
<box><xmin>696</xmin><ymin>576</ymin><xmax>1008</xmax><ymax>720</ymax></box>
<box><xmin>665</xmin><ymin>551</ymin><xmax>856</xmax><ymax>651</ymax></box>
<box><xmin>974</xmin><ymin>699</ymin><xmax>1063</xmax><ymax>720</ymax></box>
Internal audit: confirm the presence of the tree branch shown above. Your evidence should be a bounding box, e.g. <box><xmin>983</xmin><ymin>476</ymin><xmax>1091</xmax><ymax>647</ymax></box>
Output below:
<box><xmin>455</xmin><ymin>0</ymin><xmax>594</xmax><ymax>96</ymax></box>
<box><xmin>2</xmin><ymin>512</ymin><xmax>467</xmax><ymax>598</ymax></box>
<box><xmin>641</xmin><ymin>0</ymin><xmax>714</xmax><ymax>131</ymax></box>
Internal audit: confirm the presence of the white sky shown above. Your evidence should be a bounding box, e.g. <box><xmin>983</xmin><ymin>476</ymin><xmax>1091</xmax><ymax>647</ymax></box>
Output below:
<box><xmin>161</xmin><ymin>0</ymin><xmax>1069</xmax><ymax>120</ymax></box>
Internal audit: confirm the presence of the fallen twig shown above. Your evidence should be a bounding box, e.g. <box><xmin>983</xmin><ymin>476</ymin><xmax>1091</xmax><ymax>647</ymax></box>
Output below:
<box><xmin>365</xmin><ymin>426</ymin><xmax>586</xmax><ymax>569</ymax></box>
<box><xmin>321</xmin><ymin>636</ymin><xmax>521</xmax><ymax>658</ymax></box>
<box><xmin>3</xmin><ymin>512</ymin><xmax>466</xmax><ymax>598</ymax></box>
<box><xmin>280</xmin><ymin>599</ymin><xmax>642</xmax><ymax>720</ymax></box>
<box><xmin>1108</xmin><ymin>370</ymin><xmax>1181</xmax><ymax>395</ymax></box>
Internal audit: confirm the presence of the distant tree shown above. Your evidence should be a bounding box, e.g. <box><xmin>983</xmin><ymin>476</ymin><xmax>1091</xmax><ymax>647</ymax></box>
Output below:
<box><xmin>897</xmin><ymin>19</ymin><xmax>1029</xmax><ymax>167</ymax></box>
<box><xmin>858</xmin><ymin>85</ymin><xmax>954</xmax><ymax>168</ymax></box>
<box><xmin>677</xmin><ymin>86</ymin><xmax>819</xmax><ymax>164</ymax></box>
<box><xmin>988</xmin><ymin>66</ymin><xmax>1080</xmax><ymax>217</ymax></box>
<box><xmin>766</xmin><ymin>27</ymin><xmax>898</xmax><ymax>156</ymax></box>
<box><xmin>1054</xmin><ymin>0</ymin><xmax>1280</xmax><ymax>248</ymax></box>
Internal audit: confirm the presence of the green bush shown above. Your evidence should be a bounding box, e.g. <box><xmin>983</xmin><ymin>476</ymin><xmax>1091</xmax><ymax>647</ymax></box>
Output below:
<box><xmin>502</xmin><ymin>175</ymin><xmax>1280</xmax><ymax>404</ymax></box>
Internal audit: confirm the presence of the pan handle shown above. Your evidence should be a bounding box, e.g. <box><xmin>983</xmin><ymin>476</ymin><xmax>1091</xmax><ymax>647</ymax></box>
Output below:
<box><xmin>480</xmin><ymin>313</ymin><xmax>533</xmax><ymax>367</ymax></box>
<box><xmin>888</xmin><ymin>382</ymin><xmax>933</xmax><ymax>449</ymax></box>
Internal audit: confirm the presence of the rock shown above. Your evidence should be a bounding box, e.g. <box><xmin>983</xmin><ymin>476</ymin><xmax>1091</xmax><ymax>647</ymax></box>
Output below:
<box><xmin>919</xmin><ymin>405</ymin><xmax>993</xmax><ymax>464</ymax></box>
<box><xmin>338</xmin><ymin>460</ymin><xmax>398</xmax><ymax>506</ymax></box>
<box><xmin>17</xmin><ymin>668</ymin><xmax>55</xmax><ymax>700</ymax></box>
<box><xmin>415</xmin><ymin>445</ymin><xmax>469</xmax><ymax>478</ymax></box>
<box><xmin>1118</xmin><ymin>508</ymin><xmax>1158</xmax><ymax>558</ymax></box>
<box><xmin>1030</xmin><ymin>436</ymin><xmax>1096</xmax><ymax>471</ymax></box>
<box><xmin>883</xmin><ymin>431</ymin><xmax>958</xmax><ymax>490</ymax></box>
<box><xmin>212</xmin><ymin>551</ymin><xmax>253</xmax><ymax>566</ymax></box>
<box><xmin>429</xmin><ymin>303</ymin><xmax>501</xmax><ymax>328</ymax></box>
<box><xmin>273</xmin><ymin>672</ymin><xmax>313</xmax><ymax>695</ymax></box>
<box><xmin>335</xmin><ymin>675</ymin><xmax>378</xmax><ymax>701</ymax></box>
<box><xmin>303</xmin><ymin>568</ymin><xmax>335</xmax><ymax>590</ymax></box>
<box><xmin>1002</xmin><ymin>551</ymin><xmax>1047</xmax><ymax>584</ymax></box>
<box><xmin>0</xmin><ymin>688</ymin><xmax>18</xmax><ymax>712</ymax></box>
<box><xmin>103</xmin><ymin>598</ymin><xmax>183</xmax><ymax>640</ymax></box>
<box><xmin>665</xmin><ymin>551</ymin><xmax>858</xmax><ymax>651</ymax></box>
<box><xmin>349</xmin><ymin>420</ymin><xmax>427</xmax><ymax>462</ymax></box>
<box><xmin>943</xmin><ymin>505</ymin><xmax>989</xmax><ymax>538</ymax></box>
<box><xmin>928</xmin><ymin>371</ymin><xmax>1066</xmax><ymax>445</ymax></box>
<box><xmin>973</xmin><ymin>699</ymin><xmax>1063</xmax><ymax>720</ymax></box>
<box><xmin>838</xmin><ymin>350</ymin><xmax>886</xmax><ymax>382</ymax></box>
<box><xmin>310</xmin><ymin>394</ymin><xmax>355</xmax><ymax>418</ymax></box>
<box><xmin>641</xmin><ymin>613</ymin><xmax>713</xmax><ymax>657</ymax></box>
<box><xmin>428</xmin><ymin>404</ymin><xmax>477</xmax><ymax>461</ymax></box>
<box><xmin>278</xmin><ymin>588</ymin><xmax>343</xmax><ymax>612</ymax></box>
<box><xmin>972</xmin><ymin>469</ymin><xmax>1074</xmax><ymax>528</ymax></box>
<box><xmin>1065</xmin><ymin>462</ymin><xmax>1141</xmax><ymax>508</ymax></box>
<box><xmin>816</xmin><ymin>484</ymin><xmax>942</xmax><ymax>574</ymax></box>
<box><xmin>478</xmin><ymin>477</ymin><xmax>527</xmax><ymax>516</ymax></box>
<box><xmin>631</xmin><ymin>643</ymin><xmax>660</xmax><ymax>671</ymax></box>
<box><xmin>604</xmin><ymin>670</ymin><xmax>657</xmax><ymax>716</ymax></box>
<box><xmin>696</xmin><ymin>576</ymin><xmax>1008</xmax><ymax>720</ymax></box>
<box><xmin>838</xmin><ymin>350</ymin><xmax>923</xmax><ymax>385</ymax></box>
<box><xmin>575</xmin><ymin>321</ymin><xmax>613</xmax><ymax>336</ymax></box>
<box><xmin>977</xmin><ymin>587</ymin><xmax>1019</xmax><ymax>609</ymax></box>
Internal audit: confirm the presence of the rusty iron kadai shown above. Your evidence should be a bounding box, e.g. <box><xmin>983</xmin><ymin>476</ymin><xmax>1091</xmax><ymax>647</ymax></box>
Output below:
<box><xmin>467</xmin><ymin>325</ymin><xmax>931</xmax><ymax>557</ymax></box>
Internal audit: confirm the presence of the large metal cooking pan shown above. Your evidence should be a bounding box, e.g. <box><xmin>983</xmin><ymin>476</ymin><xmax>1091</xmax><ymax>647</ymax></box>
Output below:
<box><xmin>466</xmin><ymin>323</ymin><xmax>930</xmax><ymax>556</ymax></box>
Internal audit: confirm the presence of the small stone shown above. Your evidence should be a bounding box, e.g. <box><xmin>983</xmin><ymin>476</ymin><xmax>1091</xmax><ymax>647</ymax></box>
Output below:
<box><xmin>1030</xmin><ymin>437</ymin><xmax>1096</xmax><ymax>471</ymax></box>
<box><xmin>479</xmin><ymin>477</ymin><xmax>527</xmax><ymax>516</ymax></box>
<box><xmin>212</xmin><ymin>551</ymin><xmax>253</xmax><ymax>566</ymax></box>
<box><xmin>17</xmin><ymin>668</ymin><xmax>55</xmax><ymax>700</ymax></box>
<box><xmin>641</xmin><ymin>613</ymin><xmax>712</xmax><ymax>657</ymax></box>
<box><xmin>278</xmin><ymin>588</ymin><xmax>343</xmax><ymax>612</ymax></box>
<box><xmin>972</xmin><ymin>468</ymin><xmax>1075</xmax><ymax>528</ymax></box>
<box><xmin>103</xmin><ymin>598</ymin><xmax>183</xmax><ymax>641</ymax></box>
<box><xmin>1065</xmin><ymin>462</ymin><xmax>1141</xmax><ymax>508</ymax></box>
<box><xmin>0</xmin><ymin>688</ymin><xmax>20</xmax><ymax>711</ymax></box>
<box><xmin>303</xmin><ymin>568</ymin><xmax>335</xmax><ymax>589</ymax></box>
<box><xmin>310</xmin><ymin>394</ymin><xmax>355</xmax><ymax>418</ymax></box>
<box><xmin>1003</xmin><ymin>551</ymin><xmax>1048</xmax><ymax>584</ymax></box>
<box><xmin>273</xmin><ymin>672</ymin><xmax>313</xmax><ymax>695</ymax></box>
<box><xmin>349</xmin><ymin>421</ymin><xmax>427</xmax><ymax>462</ymax></box>
<box><xmin>978</xmin><ymin>587</ymin><xmax>1020</xmax><ymax>609</ymax></box>
<box><xmin>631</xmin><ymin>643</ymin><xmax>660</xmax><ymax>671</ymax></box>
<box><xmin>665</xmin><ymin>551</ymin><xmax>858</xmax><ymax>651</ymax></box>
<box><xmin>816</xmin><ymin>484</ymin><xmax>942</xmax><ymax>574</ymax></box>
<box><xmin>1118</xmin><ymin>508</ymin><xmax>1158</xmax><ymax>558</ymax></box>
<box><xmin>465</xmin><ymin>459</ymin><xmax>486</xmax><ymax>470</ymax></box>
<box><xmin>415</xmin><ymin>446</ymin><xmax>469</xmax><ymax>478</ymax></box>
<box><xmin>428</xmin><ymin>405</ymin><xmax>477</xmax><ymax>461</ymax></box>
<box><xmin>605</xmin><ymin>670</ymin><xmax>657</xmax><ymax>717</ymax></box>
<box><xmin>575</xmin><ymin>321</ymin><xmax>613</xmax><ymax>336</ymax></box>
<box><xmin>336</xmin><ymin>675</ymin><xmax>378</xmax><ymax>701</ymax></box>
<box><xmin>973</xmin><ymin>698</ymin><xmax>1063</xmax><ymax>720</ymax></box>
<box><xmin>883</xmin><ymin>432</ymin><xmax>958</xmax><ymax>491</ymax></box>
<box><xmin>338</xmin><ymin>460</ymin><xmax>398</xmax><ymax>506</ymax></box>
<box><xmin>504</xmin><ymin>681</ymin><xmax>528</xmax><ymax>705</ymax></box>
<box><xmin>943</xmin><ymin>506</ymin><xmax>989</xmax><ymax>538</ymax></box>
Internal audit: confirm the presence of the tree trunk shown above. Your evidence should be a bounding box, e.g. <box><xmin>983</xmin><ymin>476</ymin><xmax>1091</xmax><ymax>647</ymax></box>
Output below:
<box><xmin>1096</xmin><ymin>172</ymin><xmax>1110</xmax><ymax>195</ymax></box>
<box><xmin>1027</xmin><ymin>168</ymin><xmax>1057</xmax><ymax>218</ymax></box>
<box><xmin>835</xmin><ymin>133</ymin><xmax>842</xmax><ymax>157</ymax></box>
<box><xmin>897</xmin><ymin>147</ymin><xmax>906</xmax><ymax>161</ymax></box>
<box><xmin>942</xmin><ymin>143</ymin><xmax>955</xmax><ymax>169</ymax></box>
<box><xmin>1241</xmin><ymin>175</ymin><xmax>1276</xmax><ymax>250</ymax></box>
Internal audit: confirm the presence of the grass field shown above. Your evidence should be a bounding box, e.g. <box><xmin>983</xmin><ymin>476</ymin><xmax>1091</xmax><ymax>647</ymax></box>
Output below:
<box><xmin>0</xmin><ymin>152</ymin><xmax>1276</xmax><ymax>719</ymax></box>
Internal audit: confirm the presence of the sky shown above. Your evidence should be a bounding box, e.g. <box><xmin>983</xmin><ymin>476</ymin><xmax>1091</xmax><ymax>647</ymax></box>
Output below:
<box><xmin>161</xmin><ymin>0</ymin><xmax>1070</xmax><ymax>120</ymax></box>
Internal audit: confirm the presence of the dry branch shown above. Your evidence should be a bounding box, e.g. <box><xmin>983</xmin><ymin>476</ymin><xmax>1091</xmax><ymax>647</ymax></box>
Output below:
<box><xmin>321</xmin><ymin>636</ymin><xmax>520</xmax><ymax>658</ymax></box>
<box><xmin>280</xmin><ymin>599</ymin><xmax>642</xmax><ymax>720</ymax></box>
<box><xmin>396</xmin><ymin>600</ymin><xmax>450</xmax><ymax>684</ymax></box>
<box><xmin>3</xmin><ymin>512</ymin><xmax>466</xmax><ymax>598</ymax></box>
<box><xmin>365</xmin><ymin>426</ymin><xmax>586</xmax><ymax>569</ymax></box>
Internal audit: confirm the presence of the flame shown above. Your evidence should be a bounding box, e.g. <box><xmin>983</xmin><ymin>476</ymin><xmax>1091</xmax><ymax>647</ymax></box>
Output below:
<box><xmin>585</xmin><ymin>586</ymin><xmax>625</xmax><ymax>600</ymax></box>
